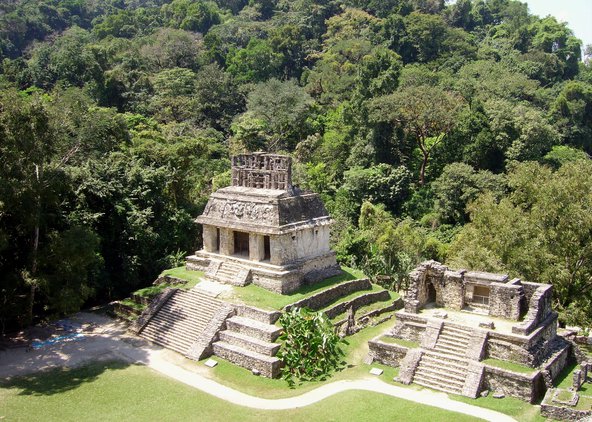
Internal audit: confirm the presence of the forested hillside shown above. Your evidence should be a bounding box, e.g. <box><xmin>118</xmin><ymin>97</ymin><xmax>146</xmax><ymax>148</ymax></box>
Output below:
<box><xmin>1</xmin><ymin>0</ymin><xmax>591</xmax><ymax>333</ymax></box>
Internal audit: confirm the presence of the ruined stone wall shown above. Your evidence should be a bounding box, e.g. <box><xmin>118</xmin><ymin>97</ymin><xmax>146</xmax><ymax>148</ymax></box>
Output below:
<box><xmin>441</xmin><ymin>270</ymin><xmax>464</xmax><ymax>310</ymax></box>
<box><xmin>391</xmin><ymin>313</ymin><xmax>428</xmax><ymax>344</ymax></box>
<box><xmin>482</xmin><ymin>366</ymin><xmax>544</xmax><ymax>403</ymax></box>
<box><xmin>284</xmin><ymin>278</ymin><xmax>372</xmax><ymax>311</ymax></box>
<box><xmin>486</xmin><ymin>333</ymin><xmax>533</xmax><ymax>366</ymax></box>
<box><xmin>542</xmin><ymin>340</ymin><xmax>572</xmax><ymax>382</ymax></box>
<box><xmin>521</xmin><ymin>281</ymin><xmax>540</xmax><ymax>304</ymax></box>
<box><xmin>489</xmin><ymin>281</ymin><xmax>523</xmax><ymax>320</ymax></box>
<box><xmin>368</xmin><ymin>338</ymin><xmax>409</xmax><ymax>367</ymax></box>
<box><xmin>485</xmin><ymin>315</ymin><xmax>559</xmax><ymax>366</ymax></box>
<box><xmin>513</xmin><ymin>284</ymin><xmax>553</xmax><ymax>336</ymax></box>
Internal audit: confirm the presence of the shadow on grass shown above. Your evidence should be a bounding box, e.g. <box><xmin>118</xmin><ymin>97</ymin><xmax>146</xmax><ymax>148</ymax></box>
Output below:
<box><xmin>1</xmin><ymin>360</ymin><xmax>130</xmax><ymax>396</ymax></box>
<box><xmin>554</xmin><ymin>361</ymin><xmax>578</xmax><ymax>389</ymax></box>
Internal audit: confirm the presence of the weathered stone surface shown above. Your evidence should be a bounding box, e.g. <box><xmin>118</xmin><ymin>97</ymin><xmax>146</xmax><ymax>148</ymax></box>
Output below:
<box><xmin>462</xmin><ymin>362</ymin><xmax>485</xmax><ymax>398</ymax></box>
<box><xmin>190</xmin><ymin>153</ymin><xmax>341</xmax><ymax>295</ymax></box>
<box><xmin>512</xmin><ymin>284</ymin><xmax>554</xmax><ymax>336</ymax></box>
<box><xmin>421</xmin><ymin>319</ymin><xmax>442</xmax><ymax>349</ymax></box>
<box><xmin>482</xmin><ymin>364</ymin><xmax>542</xmax><ymax>403</ymax></box>
<box><xmin>466</xmin><ymin>329</ymin><xmax>488</xmax><ymax>361</ymax></box>
<box><xmin>368</xmin><ymin>337</ymin><xmax>409</xmax><ymax>367</ymax></box>
<box><xmin>129</xmin><ymin>288</ymin><xmax>177</xmax><ymax>334</ymax></box>
<box><xmin>186</xmin><ymin>303</ymin><xmax>235</xmax><ymax>361</ymax></box>
<box><xmin>284</xmin><ymin>278</ymin><xmax>372</xmax><ymax>311</ymax></box>
<box><xmin>397</xmin><ymin>348</ymin><xmax>423</xmax><ymax>384</ymax></box>
<box><xmin>541</xmin><ymin>388</ymin><xmax>592</xmax><ymax>421</ymax></box>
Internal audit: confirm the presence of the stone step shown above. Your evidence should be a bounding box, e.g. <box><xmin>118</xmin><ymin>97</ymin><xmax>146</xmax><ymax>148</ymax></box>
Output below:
<box><xmin>138</xmin><ymin>289</ymin><xmax>224</xmax><ymax>356</ymax></box>
<box><xmin>437</xmin><ymin>332</ymin><xmax>470</xmax><ymax>344</ymax></box>
<box><xmin>441</xmin><ymin>325</ymin><xmax>472</xmax><ymax>337</ymax></box>
<box><xmin>421</xmin><ymin>351</ymin><xmax>468</xmax><ymax>367</ymax></box>
<box><xmin>218</xmin><ymin>330</ymin><xmax>280</xmax><ymax>356</ymax></box>
<box><xmin>235</xmin><ymin>305</ymin><xmax>281</xmax><ymax>325</ymax></box>
<box><xmin>212</xmin><ymin>341</ymin><xmax>283</xmax><ymax>378</ymax></box>
<box><xmin>416</xmin><ymin>361</ymin><xmax>467</xmax><ymax>382</ymax></box>
<box><xmin>414</xmin><ymin>376</ymin><xmax>464</xmax><ymax>395</ymax></box>
<box><xmin>140</xmin><ymin>318</ymin><xmax>207</xmax><ymax>335</ymax></box>
<box><xmin>147</xmin><ymin>304</ymin><xmax>215</xmax><ymax>321</ymax></box>
<box><xmin>226</xmin><ymin>316</ymin><xmax>282</xmax><ymax>342</ymax></box>
<box><xmin>140</xmin><ymin>328</ymin><xmax>196</xmax><ymax>353</ymax></box>
<box><xmin>436</xmin><ymin>337</ymin><xmax>469</xmax><ymax>349</ymax></box>
<box><xmin>433</xmin><ymin>344</ymin><xmax>467</xmax><ymax>358</ymax></box>
<box><xmin>414</xmin><ymin>368</ymin><xmax>465</xmax><ymax>388</ymax></box>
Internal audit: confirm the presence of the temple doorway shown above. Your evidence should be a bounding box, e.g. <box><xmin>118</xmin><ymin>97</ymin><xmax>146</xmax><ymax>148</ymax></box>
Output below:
<box><xmin>427</xmin><ymin>282</ymin><xmax>437</xmax><ymax>303</ymax></box>
<box><xmin>264</xmin><ymin>236</ymin><xmax>271</xmax><ymax>261</ymax></box>
<box><xmin>234</xmin><ymin>231</ymin><xmax>250</xmax><ymax>257</ymax></box>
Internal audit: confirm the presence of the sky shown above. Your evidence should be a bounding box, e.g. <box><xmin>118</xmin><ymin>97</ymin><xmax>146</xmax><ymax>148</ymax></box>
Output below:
<box><xmin>523</xmin><ymin>0</ymin><xmax>592</xmax><ymax>49</ymax></box>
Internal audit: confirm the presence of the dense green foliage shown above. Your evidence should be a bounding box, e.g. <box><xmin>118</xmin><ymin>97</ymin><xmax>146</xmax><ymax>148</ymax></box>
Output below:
<box><xmin>0</xmin><ymin>0</ymin><xmax>591</xmax><ymax>330</ymax></box>
<box><xmin>277</xmin><ymin>307</ymin><xmax>345</xmax><ymax>385</ymax></box>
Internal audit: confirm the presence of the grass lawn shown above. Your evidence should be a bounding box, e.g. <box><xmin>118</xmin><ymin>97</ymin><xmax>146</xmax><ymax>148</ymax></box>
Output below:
<box><xmin>452</xmin><ymin>394</ymin><xmax>546</xmax><ymax>422</ymax></box>
<box><xmin>481</xmin><ymin>358</ymin><xmax>536</xmax><ymax>374</ymax></box>
<box><xmin>376</xmin><ymin>336</ymin><xmax>419</xmax><ymax>349</ymax></box>
<box><xmin>224</xmin><ymin>266</ymin><xmax>368</xmax><ymax>310</ymax></box>
<box><xmin>0</xmin><ymin>361</ymin><xmax>481</xmax><ymax>422</ymax></box>
<box><xmin>160</xmin><ymin>267</ymin><xmax>204</xmax><ymax>289</ymax></box>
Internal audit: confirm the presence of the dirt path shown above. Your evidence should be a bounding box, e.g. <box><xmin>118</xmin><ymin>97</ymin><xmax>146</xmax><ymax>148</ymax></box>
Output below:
<box><xmin>0</xmin><ymin>312</ymin><xmax>516</xmax><ymax>422</ymax></box>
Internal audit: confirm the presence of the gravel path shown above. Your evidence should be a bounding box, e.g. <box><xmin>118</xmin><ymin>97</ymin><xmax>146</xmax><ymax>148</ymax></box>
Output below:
<box><xmin>0</xmin><ymin>312</ymin><xmax>517</xmax><ymax>422</ymax></box>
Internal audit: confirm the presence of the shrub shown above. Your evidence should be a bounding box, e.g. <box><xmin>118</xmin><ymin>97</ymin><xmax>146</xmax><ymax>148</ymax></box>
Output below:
<box><xmin>276</xmin><ymin>307</ymin><xmax>346</xmax><ymax>386</ymax></box>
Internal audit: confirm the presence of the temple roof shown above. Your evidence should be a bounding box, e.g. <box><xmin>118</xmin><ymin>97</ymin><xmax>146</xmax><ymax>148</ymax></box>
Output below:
<box><xmin>196</xmin><ymin>185</ymin><xmax>332</xmax><ymax>234</ymax></box>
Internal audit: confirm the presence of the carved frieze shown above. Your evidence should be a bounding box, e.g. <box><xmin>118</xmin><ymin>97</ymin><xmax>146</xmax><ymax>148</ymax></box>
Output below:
<box><xmin>203</xmin><ymin>198</ymin><xmax>275</xmax><ymax>223</ymax></box>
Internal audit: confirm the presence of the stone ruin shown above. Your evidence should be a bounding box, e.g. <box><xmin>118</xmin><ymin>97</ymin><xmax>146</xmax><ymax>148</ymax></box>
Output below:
<box><xmin>186</xmin><ymin>152</ymin><xmax>342</xmax><ymax>293</ymax></box>
<box><xmin>369</xmin><ymin>260</ymin><xmax>572</xmax><ymax>403</ymax></box>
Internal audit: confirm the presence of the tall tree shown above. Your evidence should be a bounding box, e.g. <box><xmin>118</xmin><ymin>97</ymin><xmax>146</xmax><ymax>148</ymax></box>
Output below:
<box><xmin>370</xmin><ymin>84</ymin><xmax>465</xmax><ymax>185</ymax></box>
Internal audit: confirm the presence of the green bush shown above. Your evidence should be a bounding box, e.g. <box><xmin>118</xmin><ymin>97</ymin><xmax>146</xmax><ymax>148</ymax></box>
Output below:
<box><xmin>276</xmin><ymin>307</ymin><xmax>346</xmax><ymax>386</ymax></box>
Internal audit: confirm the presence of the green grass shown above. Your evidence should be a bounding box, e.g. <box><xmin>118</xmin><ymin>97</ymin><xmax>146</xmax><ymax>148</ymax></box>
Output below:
<box><xmin>377</xmin><ymin>336</ymin><xmax>419</xmax><ymax>349</ymax></box>
<box><xmin>453</xmin><ymin>394</ymin><xmax>545</xmax><ymax>422</ymax></box>
<box><xmin>575</xmin><ymin>395</ymin><xmax>592</xmax><ymax>410</ymax></box>
<box><xmin>0</xmin><ymin>361</ymin><xmax>482</xmax><ymax>422</ymax></box>
<box><xmin>481</xmin><ymin>358</ymin><xmax>535</xmax><ymax>374</ymax></box>
<box><xmin>133</xmin><ymin>284</ymin><xmax>168</xmax><ymax>298</ymax></box>
<box><xmin>556</xmin><ymin>389</ymin><xmax>575</xmax><ymax>401</ymax></box>
<box><xmin>225</xmin><ymin>266</ymin><xmax>367</xmax><ymax>310</ymax></box>
<box><xmin>330</xmin><ymin>290</ymin><xmax>399</xmax><ymax>321</ymax></box>
<box><xmin>119</xmin><ymin>299</ymin><xmax>145</xmax><ymax>311</ymax></box>
<box><xmin>160</xmin><ymin>267</ymin><xmax>204</xmax><ymax>289</ymax></box>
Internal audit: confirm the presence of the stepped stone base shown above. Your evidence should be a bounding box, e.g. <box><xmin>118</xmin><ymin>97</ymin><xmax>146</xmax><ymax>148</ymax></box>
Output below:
<box><xmin>213</xmin><ymin>341</ymin><xmax>283</xmax><ymax>378</ymax></box>
<box><xmin>190</xmin><ymin>250</ymin><xmax>340</xmax><ymax>294</ymax></box>
<box><xmin>137</xmin><ymin>289</ymin><xmax>224</xmax><ymax>355</ymax></box>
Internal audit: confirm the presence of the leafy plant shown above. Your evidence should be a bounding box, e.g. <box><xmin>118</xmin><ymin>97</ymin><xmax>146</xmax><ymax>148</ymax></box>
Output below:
<box><xmin>276</xmin><ymin>307</ymin><xmax>346</xmax><ymax>386</ymax></box>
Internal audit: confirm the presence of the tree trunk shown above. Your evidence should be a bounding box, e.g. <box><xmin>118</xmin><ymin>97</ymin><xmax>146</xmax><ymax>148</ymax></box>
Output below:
<box><xmin>28</xmin><ymin>163</ymin><xmax>42</xmax><ymax>326</ymax></box>
<box><xmin>419</xmin><ymin>152</ymin><xmax>429</xmax><ymax>186</ymax></box>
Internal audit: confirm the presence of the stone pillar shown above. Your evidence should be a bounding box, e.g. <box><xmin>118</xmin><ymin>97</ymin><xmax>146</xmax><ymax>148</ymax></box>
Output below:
<box><xmin>219</xmin><ymin>228</ymin><xmax>234</xmax><ymax>256</ymax></box>
<box><xmin>269</xmin><ymin>235</ymin><xmax>283</xmax><ymax>266</ymax></box>
<box><xmin>249</xmin><ymin>233</ymin><xmax>265</xmax><ymax>261</ymax></box>
<box><xmin>203</xmin><ymin>225</ymin><xmax>218</xmax><ymax>253</ymax></box>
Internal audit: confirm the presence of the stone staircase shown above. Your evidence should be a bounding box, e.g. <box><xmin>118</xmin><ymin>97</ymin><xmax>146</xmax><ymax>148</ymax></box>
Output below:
<box><xmin>413</xmin><ymin>351</ymin><xmax>468</xmax><ymax>394</ymax></box>
<box><xmin>206</xmin><ymin>260</ymin><xmax>251</xmax><ymax>286</ymax></box>
<box><xmin>412</xmin><ymin>324</ymin><xmax>472</xmax><ymax>395</ymax></box>
<box><xmin>432</xmin><ymin>324</ymin><xmax>471</xmax><ymax>358</ymax></box>
<box><xmin>139</xmin><ymin>289</ymin><xmax>223</xmax><ymax>355</ymax></box>
<box><xmin>212</xmin><ymin>306</ymin><xmax>283</xmax><ymax>378</ymax></box>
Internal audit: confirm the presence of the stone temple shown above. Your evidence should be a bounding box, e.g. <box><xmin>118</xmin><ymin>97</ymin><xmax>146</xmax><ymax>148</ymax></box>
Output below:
<box><xmin>369</xmin><ymin>260</ymin><xmax>572</xmax><ymax>402</ymax></box>
<box><xmin>186</xmin><ymin>153</ymin><xmax>341</xmax><ymax>293</ymax></box>
<box><xmin>131</xmin><ymin>153</ymin><xmax>360</xmax><ymax>378</ymax></box>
